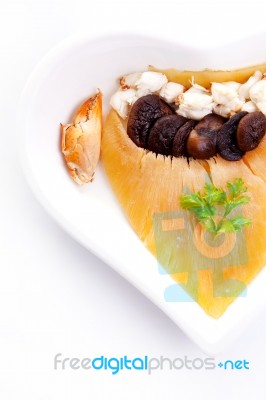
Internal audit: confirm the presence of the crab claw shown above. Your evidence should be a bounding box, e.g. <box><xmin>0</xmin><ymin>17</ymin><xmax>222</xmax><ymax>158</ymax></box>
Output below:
<box><xmin>61</xmin><ymin>91</ymin><xmax>102</xmax><ymax>184</ymax></box>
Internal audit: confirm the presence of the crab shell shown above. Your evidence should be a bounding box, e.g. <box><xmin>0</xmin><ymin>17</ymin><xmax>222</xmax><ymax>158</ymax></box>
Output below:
<box><xmin>61</xmin><ymin>91</ymin><xmax>102</xmax><ymax>184</ymax></box>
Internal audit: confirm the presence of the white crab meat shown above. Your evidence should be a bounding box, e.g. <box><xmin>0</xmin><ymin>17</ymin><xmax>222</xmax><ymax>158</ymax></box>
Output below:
<box><xmin>211</xmin><ymin>82</ymin><xmax>241</xmax><ymax>104</ymax></box>
<box><xmin>211</xmin><ymin>82</ymin><xmax>244</xmax><ymax>117</ymax></box>
<box><xmin>135</xmin><ymin>71</ymin><xmax>168</xmax><ymax>92</ymax></box>
<box><xmin>249</xmin><ymin>79</ymin><xmax>266</xmax><ymax>115</ymax></box>
<box><xmin>160</xmin><ymin>82</ymin><xmax>185</xmax><ymax>103</ymax></box>
<box><xmin>134</xmin><ymin>88</ymin><xmax>152</xmax><ymax>100</ymax></box>
<box><xmin>176</xmin><ymin>85</ymin><xmax>214</xmax><ymax>120</ymax></box>
<box><xmin>213</xmin><ymin>98</ymin><xmax>244</xmax><ymax>118</ymax></box>
<box><xmin>110</xmin><ymin>89</ymin><xmax>136</xmax><ymax>119</ymax></box>
<box><xmin>238</xmin><ymin>71</ymin><xmax>263</xmax><ymax>100</ymax></box>
<box><xmin>241</xmin><ymin>100</ymin><xmax>258</xmax><ymax>113</ymax></box>
<box><xmin>120</xmin><ymin>72</ymin><xmax>142</xmax><ymax>89</ymax></box>
<box><xmin>189</xmin><ymin>83</ymin><xmax>210</xmax><ymax>93</ymax></box>
<box><xmin>223</xmin><ymin>81</ymin><xmax>242</xmax><ymax>91</ymax></box>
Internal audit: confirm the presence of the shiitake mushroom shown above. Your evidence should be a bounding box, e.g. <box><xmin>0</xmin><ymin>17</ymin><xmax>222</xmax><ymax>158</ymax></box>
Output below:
<box><xmin>127</xmin><ymin>97</ymin><xmax>266</xmax><ymax>161</ymax></box>
<box><xmin>195</xmin><ymin>113</ymin><xmax>227</xmax><ymax>131</ymax></box>
<box><xmin>127</xmin><ymin>94</ymin><xmax>175</xmax><ymax>148</ymax></box>
<box><xmin>217</xmin><ymin>111</ymin><xmax>248</xmax><ymax>161</ymax></box>
<box><xmin>186</xmin><ymin>130</ymin><xmax>216</xmax><ymax>159</ymax></box>
<box><xmin>172</xmin><ymin>120</ymin><xmax>197</xmax><ymax>157</ymax></box>
<box><xmin>186</xmin><ymin>113</ymin><xmax>226</xmax><ymax>159</ymax></box>
<box><xmin>147</xmin><ymin>115</ymin><xmax>188</xmax><ymax>155</ymax></box>
<box><xmin>236</xmin><ymin>111</ymin><xmax>266</xmax><ymax>152</ymax></box>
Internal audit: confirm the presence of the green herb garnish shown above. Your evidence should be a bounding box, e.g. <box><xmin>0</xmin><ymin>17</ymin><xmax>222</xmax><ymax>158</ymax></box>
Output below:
<box><xmin>180</xmin><ymin>178</ymin><xmax>251</xmax><ymax>235</ymax></box>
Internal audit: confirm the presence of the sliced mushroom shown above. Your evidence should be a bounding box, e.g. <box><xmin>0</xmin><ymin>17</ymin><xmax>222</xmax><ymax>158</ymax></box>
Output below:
<box><xmin>187</xmin><ymin>113</ymin><xmax>226</xmax><ymax>159</ymax></box>
<box><xmin>195</xmin><ymin>113</ymin><xmax>227</xmax><ymax>131</ymax></box>
<box><xmin>187</xmin><ymin>130</ymin><xmax>216</xmax><ymax>159</ymax></box>
<box><xmin>172</xmin><ymin>120</ymin><xmax>197</xmax><ymax>157</ymax></box>
<box><xmin>217</xmin><ymin>111</ymin><xmax>247</xmax><ymax>161</ymax></box>
<box><xmin>147</xmin><ymin>115</ymin><xmax>188</xmax><ymax>155</ymax></box>
<box><xmin>236</xmin><ymin>111</ymin><xmax>266</xmax><ymax>152</ymax></box>
<box><xmin>127</xmin><ymin>94</ymin><xmax>174</xmax><ymax>148</ymax></box>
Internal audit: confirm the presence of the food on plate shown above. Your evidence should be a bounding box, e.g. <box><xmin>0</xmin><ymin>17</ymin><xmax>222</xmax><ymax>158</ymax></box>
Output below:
<box><xmin>101</xmin><ymin>64</ymin><xmax>266</xmax><ymax>318</ymax></box>
<box><xmin>180</xmin><ymin>178</ymin><xmax>251</xmax><ymax>236</ymax></box>
<box><xmin>149</xmin><ymin>63</ymin><xmax>266</xmax><ymax>88</ymax></box>
<box><xmin>186</xmin><ymin>113</ymin><xmax>225</xmax><ymax>159</ymax></box>
<box><xmin>61</xmin><ymin>91</ymin><xmax>102</xmax><ymax>184</ymax></box>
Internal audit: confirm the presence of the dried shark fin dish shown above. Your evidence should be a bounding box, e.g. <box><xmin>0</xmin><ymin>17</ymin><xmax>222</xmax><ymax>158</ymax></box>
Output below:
<box><xmin>102</xmin><ymin>64</ymin><xmax>266</xmax><ymax>318</ymax></box>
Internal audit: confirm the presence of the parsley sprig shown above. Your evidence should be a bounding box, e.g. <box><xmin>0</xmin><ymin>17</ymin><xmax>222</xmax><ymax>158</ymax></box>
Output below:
<box><xmin>180</xmin><ymin>178</ymin><xmax>251</xmax><ymax>235</ymax></box>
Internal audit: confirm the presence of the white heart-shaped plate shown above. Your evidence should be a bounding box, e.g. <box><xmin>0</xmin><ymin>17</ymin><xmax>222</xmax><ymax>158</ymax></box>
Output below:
<box><xmin>19</xmin><ymin>32</ymin><xmax>266</xmax><ymax>353</ymax></box>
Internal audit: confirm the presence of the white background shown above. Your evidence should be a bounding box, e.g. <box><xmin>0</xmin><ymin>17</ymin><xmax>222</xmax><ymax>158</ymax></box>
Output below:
<box><xmin>1</xmin><ymin>0</ymin><xmax>266</xmax><ymax>399</ymax></box>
